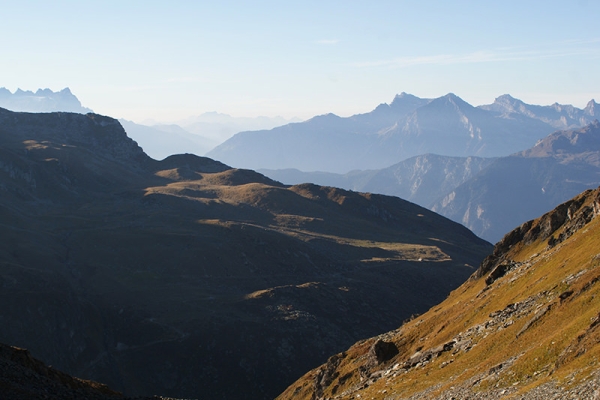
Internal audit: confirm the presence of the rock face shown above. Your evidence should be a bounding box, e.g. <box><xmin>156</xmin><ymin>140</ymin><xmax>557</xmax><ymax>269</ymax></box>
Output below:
<box><xmin>0</xmin><ymin>87</ymin><xmax>92</xmax><ymax>114</ymax></box>
<box><xmin>207</xmin><ymin>93</ymin><xmax>597</xmax><ymax>173</ymax></box>
<box><xmin>0</xmin><ymin>108</ymin><xmax>492</xmax><ymax>399</ymax></box>
<box><xmin>277</xmin><ymin>186</ymin><xmax>600</xmax><ymax>400</ymax></box>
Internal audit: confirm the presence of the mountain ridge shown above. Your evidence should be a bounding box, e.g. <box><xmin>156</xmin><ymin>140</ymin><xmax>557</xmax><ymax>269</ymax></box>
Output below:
<box><xmin>208</xmin><ymin>93</ymin><xmax>599</xmax><ymax>173</ymax></box>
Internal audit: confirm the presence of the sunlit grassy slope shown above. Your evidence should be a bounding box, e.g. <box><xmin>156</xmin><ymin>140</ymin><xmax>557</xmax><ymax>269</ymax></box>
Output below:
<box><xmin>278</xmin><ymin>187</ymin><xmax>600</xmax><ymax>399</ymax></box>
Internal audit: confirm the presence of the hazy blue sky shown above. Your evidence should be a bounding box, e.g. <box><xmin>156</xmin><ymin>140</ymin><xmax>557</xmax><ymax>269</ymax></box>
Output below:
<box><xmin>2</xmin><ymin>1</ymin><xmax>599</xmax><ymax>122</ymax></box>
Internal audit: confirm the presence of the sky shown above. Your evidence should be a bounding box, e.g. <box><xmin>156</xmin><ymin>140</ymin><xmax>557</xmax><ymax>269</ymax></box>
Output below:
<box><xmin>2</xmin><ymin>0</ymin><xmax>599</xmax><ymax>123</ymax></box>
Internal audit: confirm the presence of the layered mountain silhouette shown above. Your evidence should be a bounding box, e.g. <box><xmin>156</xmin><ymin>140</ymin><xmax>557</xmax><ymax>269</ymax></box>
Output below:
<box><xmin>278</xmin><ymin>186</ymin><xmax>600</xmax><ymax>399</ymax></box>
<box><xmin>0</xmin><ymin>108</ymin><xmax>491</xmax><ymax>399</ymax></box>
<box><xmin>261</xmin><ymin>121</ymin><xmax>600</xmax><ymax>243</ymax></box>
<box><xmin>207</xmin><ymin>93</ymin><xmax>599</xmax><ymax>173</ymax></box>
<box><xmin>0</xmin><ymin>87</ymin><xmax>92</xmax><ymax>114</ymax></box>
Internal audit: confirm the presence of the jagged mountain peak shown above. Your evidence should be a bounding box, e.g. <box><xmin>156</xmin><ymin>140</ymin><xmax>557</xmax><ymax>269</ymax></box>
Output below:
<box><xmin>479</xmin><ymin>93</ymin><xmax>530</xmax><ymax>115</ymax></box>
<box><xmin>391</xmin><ymin>92</ymin><xmax>420</xmax><ymax>103</ymax></box>
<box><xmin>495</xmin><ymin>93</ymin><xmax>518</xmax><ymax>101</ymax></box>
<box><xmin>208</xmin><ymin>92</ymin><xmax>598</xmax><ymax>172</ymax></box>
<box><xmin>493</xmin><ymin>93</ymin><xmax>524</xmax><ymax>108</ymax></box>
<box><xmin>0</xmin><ymin>87</ymin><xmax>92</xmax><ymax>114</ymax></box>
<box><xmin>429</xmin><ymin>92</ymin><xmax>472</xmax><ymax>110</ymax></box>
<box><xmin>585</xmin><ymin>99</ymin><xmax>599</xmax><ymax>116</ymax></box>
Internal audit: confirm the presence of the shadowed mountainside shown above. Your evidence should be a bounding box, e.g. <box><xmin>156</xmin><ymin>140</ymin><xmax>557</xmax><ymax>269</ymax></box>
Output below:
<box><xmin>278</xmin><ymin>186</ymin><xmax>600</xmax><ymax>399</ymax></box>
<box><xmin>0</xmin><ymin>108</ymin><xmax>492</xmax><ymax>399</ymax></box>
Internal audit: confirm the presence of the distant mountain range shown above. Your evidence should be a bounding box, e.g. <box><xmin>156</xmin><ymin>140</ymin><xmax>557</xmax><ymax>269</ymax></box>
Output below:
<box><xmin>208</xmin><ymin>93</ymin><xmax>599</xmax><ymax>173</ymax></box>
<box><xmin>0</xmin><ymin>87</ymin><xmax>93</xmax><ymax>114</ymax></box>
<box><xmin>261</xmin><ymin>122</ymin><xmax>600</xmax><ymax>243</ymax></box>
<box><xmin>0</xmin><ymin>107</ymin><xmax>491</xmax><ymax>399</ymax></box>
<box><xmin>279</xmin><ymin>185</ymin><xmax>600</xmax><ymax>399</ymax></box>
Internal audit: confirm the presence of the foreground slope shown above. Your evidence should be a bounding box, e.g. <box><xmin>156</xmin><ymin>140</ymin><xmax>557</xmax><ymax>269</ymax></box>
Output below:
<box><xmin>0</xmin><ymin>108</ymin><xmax>491</xmax><ymax>399</ymax></box>
<box><xmin>279</xmin><ymin>186</ymin><xmax>600</xmax><ymax>399</ymax></box>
